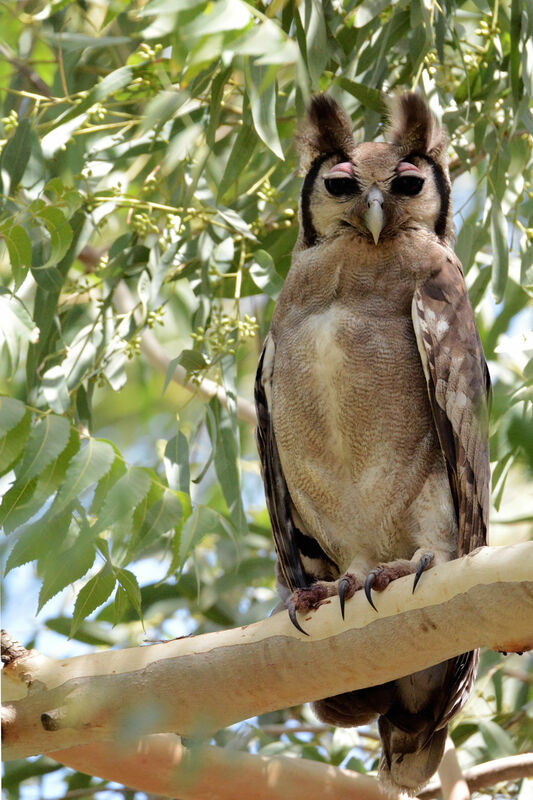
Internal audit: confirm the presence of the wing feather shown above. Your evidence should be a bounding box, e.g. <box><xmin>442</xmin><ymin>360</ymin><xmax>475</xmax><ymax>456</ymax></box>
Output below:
<box><xmin>254</xmin><ymin>336</ymin><xmax>307</xmax><ymax>593</ymax></box>
<box><xmin>412</xmin><ymin>252</ymin><xmax>490</xmax><ymax>731</ymax></box>
<box><xmin>412</xmin><ymin>252</ymin><xmax>490</xmax><ymax>555</ymax></box>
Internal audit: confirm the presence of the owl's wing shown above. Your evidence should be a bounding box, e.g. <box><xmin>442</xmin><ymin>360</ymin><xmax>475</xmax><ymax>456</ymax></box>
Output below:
<box><xmin>254</xmin><ymin>335</ymin><xmax>307</xmax><ymax>593</ymax></box>
<box><xmin>412</xmin><ymin>250</ymin><xmax>491</xmax><ymax>556</ymax></box>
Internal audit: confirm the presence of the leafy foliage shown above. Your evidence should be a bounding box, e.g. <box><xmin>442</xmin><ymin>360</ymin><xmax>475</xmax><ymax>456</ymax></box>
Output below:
<box><xmin>1</xmin><ymin>0</ymin><xmax>532</xmax><ymax>798</ymax></box>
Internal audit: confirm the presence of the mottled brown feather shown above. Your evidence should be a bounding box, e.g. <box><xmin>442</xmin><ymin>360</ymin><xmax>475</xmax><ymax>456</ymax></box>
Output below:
<box><xmin>412</xmin><ymin>252</ymin><xmax>490</xmax><ymax>555</ymax></box>
<box><xmin>255</xmin><ymin>344</ymin><xmax>307</xmax><ymax>592</ymax></box>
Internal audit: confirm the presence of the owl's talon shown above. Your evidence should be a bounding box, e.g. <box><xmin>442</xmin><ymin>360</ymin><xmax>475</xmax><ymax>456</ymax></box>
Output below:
<box><xmin>412</xmin><ymin>552</ymin><xmax>434</xmax><ymax>593</ymax></box>
<box><xmin>364</xmin><ymin>572</ymin><xmax>378</xmax><ymax>612</ymax></box>
<box><xmin>288</xmin><ymin>601</ymin><xmax>309</xmax><ymax>636</ymax></box>
<box><xmin>337</xmin><ymin>575</ymin><xmax>355</xmax><ymax>619</ymax></box>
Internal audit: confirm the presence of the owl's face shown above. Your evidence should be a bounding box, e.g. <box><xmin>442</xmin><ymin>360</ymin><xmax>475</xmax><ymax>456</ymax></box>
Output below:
<box><xmin>298</xmin><ymin>93</ymin><xmax>452</xmax><ymax>248</ymax></box>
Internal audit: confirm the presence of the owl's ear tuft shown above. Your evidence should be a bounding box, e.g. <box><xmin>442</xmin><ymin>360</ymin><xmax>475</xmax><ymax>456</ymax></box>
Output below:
<box><xmin>297</xmin><ymin>94</ymin><xmax>355</xmax><ymax>172</ymax></box>
<box><xmin>388</xmin><ymin>92</ymin><xmax>447</xmax><ymax>162</ymax></box>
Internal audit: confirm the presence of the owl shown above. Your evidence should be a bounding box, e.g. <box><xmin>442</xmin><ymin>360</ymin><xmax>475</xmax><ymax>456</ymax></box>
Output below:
<box><xmin>255</xmin><ymin>92</ymin><xmax>490</xmax><ymax>794</ymax></box>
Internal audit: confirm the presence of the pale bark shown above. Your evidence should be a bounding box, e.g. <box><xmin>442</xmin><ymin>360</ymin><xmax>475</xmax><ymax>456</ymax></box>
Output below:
<box><xmin>2</xmin><ymin>543</ymin><xmax>532</xmax><ymax>763</ymax></box>
<box><xmin>48</xmin><ymin>738</ymin><xmax>533</xmax><ymax>800</ymax></box>
<box><xmin>437</xmin><ymin>738</ymin><xmax>470</xmax><ymax>800</ymax></box>
<box><xmin>49</xmin><ymin>734</ymin><xmax>387</xmax><ymax>800</ymax></box>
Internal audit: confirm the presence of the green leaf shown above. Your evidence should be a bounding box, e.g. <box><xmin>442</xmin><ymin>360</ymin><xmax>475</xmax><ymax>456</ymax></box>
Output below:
<box><xmin>6</xmin><ymin>511</ymin><xmax>71</xmax><ymax>573</ymax></box>
<box><xmin>299</xmin><ymin>0</ymin><xmax>328</xmax><ymax>89</ymax></box>
<box><xmin>41</xmin><ymin>365</ymin><xmax>70</xmax><ymax>414</ymax></box>
<box><xmin>177</xmin><ymin>505</ymin><xmax>222</xmax><ymax>571</ymax></box>
<box><xmin>35</xmin><ymin>207</ymin><xmax>73</xmax><ymax>267</ymax></box>
<box><xmin>206</xmin><ymin>398</ymin><xmax>246</xmax><ymax>535</ymax></box>
<box><xmin>510</xmin><ymin>0</ymin><xmax>522</xmax><ymax>106</ymax></box>
<box><xmin>3</xmin><ymin>225</ymin><xmax>32</xmax><ymax>285</ymax></box>
<box><xmin>249</xmin><ymin>250</ymin><xmax>283</xmax><ymax>298</ymax></box>
<box><xmin>116</xmin><ymin>568</ymin><xmax>142</xmax><ymax>618</ymax></box>
<box><xmin>0</xmin><ymin>478</ymin><xmax>37</xmax><ymax>533</ymax></box>
<box><xmin>140</xmin><ymin>489</ymin><xmax>184</xmax><ymax>540</ymax></box>
<box><xmin>44</xmin><ymin>32</ymin><xmax>132</xmax><ymax>53</ymax></box>
<box><xmin>51</xmin><ymin>438</ymin><xmax>115</xmax><ymax>517</ymax></box>
<box><xmin>140</xmin><ymin>89</ymin><xmax>187</xmax><ymax>134</ymax></box>
<box><xmin>53</xmin><ymin>66</ymin><xmax>134</xmax><ymax>127</ymax></box>
<box><xmin>93</xmin><ymin>467</ymin><xmax>151</xmax><ymax>533</ymax></box>
<box><xmin>71</xmin><ymin>567</ymin><xmax>116</xmax><ymax>636</ymax></box>
<box><xmin>38</xmin><ymin>525</ymin><xmax>96</xmax><ymax>611</ymax></box>
<box><xmin>245</xmin><ymin>61</ymin><xmax>283</xmax><ymax>160</ymax></box>
<box><xmin>90</xmin><ymin>453</ymin><xmax>126</xmax><ymax>515</ymax></box>
<box><xmin>164</xmin><ymin>432</ymin><xmax>190</xmax><ymax>494</ymax></box>
<box><xmin>174</xmin><ymin>349</ymin><xmax>209</xmax><ymax>372</ymax></box>
<box><xmin>181</xmin><ymin>0</ymin><xmax>251</xmax><ymax>36</ymax></box>
<box><xmin>490</xmin><ymin>200</ymin><xmax>509</xmax><ymax>302</ymax></box>
<box><xmin>163</xmin><ymin>350</ymin><xmax>208</xmax><ymax>394</ymax></box>
<box><xmin>0</xmin><ymin>291</ymin><xmax>39</xmax><ymax>370</ymax></box>
<box><xmin>216</xmin><ymin>208</ymin><xmax>257</xmax><ymax>240</ymax></box>
<box><xmin>0</xmin><ymin>427</ymin><xmax>80</xmax><ymax>533</ymax></box>
<box><xmin>0</xmin><ymin>397</ymin><xmax>26</xmax><ymax>437</ymax></box>
<box><xmin>335</xmin><ymin>78</ymin><xmax>385</xmax><ymax>113</ymax></box>
<box><xmin>15</xmin><ymin>414</ymin><xmax>71</xmax><ymax>483</ymax></box>
<box><xmin>0</xmin><ymin>118</ymin><xmax>32</xmax><ymax>191</ymax></box>
<box><xmin>478</xmin><ymin>720</ymin><xmax>516</xmax><ymax>759</ymax></box>
<box><xmin>114</xmin><ymin>585</ymin><xmax>129</xmax><ymax>624</ymax></box>
<box><xmin>217</xmin><ymin>117</ymin><xmax>258</xmax><ymax>200</ymax></box>
<box><xmin>0</xmin><ymin>410</ymin><xmax>31</xmax><ymax>477</ymax></box>
<box><xmin>207</xmin><ymin>67</ymin><xmax>232</xmax><ymax>146</ymax></box>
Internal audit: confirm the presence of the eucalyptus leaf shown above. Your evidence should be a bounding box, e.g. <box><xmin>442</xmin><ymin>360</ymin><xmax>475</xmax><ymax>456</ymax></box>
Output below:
<box><xmin>0</xmin><ymin>118</ymin><xmax>32</xmax><ymax>191</ymax></box>
<box><xmin>38</xmin><ymin>524</ymin><xmax>96</xmax><ymax>611</ymax></box>
<box><xmin>490</xmin><ymin>200</ymin><xmax>509</xmax><ymax>302</ymax></box>
<box><xmin>244</xmin><ymin>60</ymin><xmax>284</xmax><ymax>160</ymax></box>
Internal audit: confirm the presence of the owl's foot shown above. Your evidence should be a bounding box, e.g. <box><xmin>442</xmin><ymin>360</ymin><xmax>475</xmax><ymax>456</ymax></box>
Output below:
<box><xmin>364</xmin><ymin>552</ymin><xmax>435</xmax><ymax>611</ymax></box>
<box><xmin>287</xmin><ymin>576</ymin><xmax>362</xmax><ymax>635</ymax></box>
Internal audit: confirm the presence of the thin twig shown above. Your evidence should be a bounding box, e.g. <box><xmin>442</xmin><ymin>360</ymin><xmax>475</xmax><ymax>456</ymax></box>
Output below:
<box><xmin>420</xmin><ymin>753</ymin><xmax>533</xmax><ymax>799</ymax></box>
<box><xmin>257</xmin><ymin>723</ymin><xmax>380</xmax><ymax>740</ymax></box>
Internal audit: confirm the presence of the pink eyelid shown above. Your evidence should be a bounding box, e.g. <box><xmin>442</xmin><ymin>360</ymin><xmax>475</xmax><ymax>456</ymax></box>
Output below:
<box><xmin>324</xmin><ymin>161</ymin><xmax>354</xmax><ymax>178</ymax></box>
<box><xmin>397</xmin><ymin>161</ymin><xmax>423</xmax><ymax>175</ymax></box>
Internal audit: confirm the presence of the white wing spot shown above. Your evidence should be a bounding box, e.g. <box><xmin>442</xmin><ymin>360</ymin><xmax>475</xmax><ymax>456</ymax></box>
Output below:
<box><xmin>436</xmin><ymin>318</ymin><xmax>449</xmax><ymax>338</ymax></box>
<box><xmin>456</xmin><ymin>391</ymin><xmax>467</xmax><ymax>408</ymax></box>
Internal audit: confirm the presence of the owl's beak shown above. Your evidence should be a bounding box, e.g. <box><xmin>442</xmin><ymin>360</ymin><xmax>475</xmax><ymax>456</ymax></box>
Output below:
<box><xmin>363</xmin><ymin>186</ymin><xmax>384</xmax><ymax>244</ymax></box>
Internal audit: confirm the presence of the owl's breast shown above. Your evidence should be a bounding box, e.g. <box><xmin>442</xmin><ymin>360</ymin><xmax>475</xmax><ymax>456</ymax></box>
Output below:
<box><xmin>271</xmin><ymin>297</ymin><xmax>439</xmax><ymax>567</ymax></box>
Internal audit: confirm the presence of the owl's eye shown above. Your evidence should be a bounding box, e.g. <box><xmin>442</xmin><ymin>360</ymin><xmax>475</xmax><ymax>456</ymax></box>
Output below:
<box><xmin>324</xmin><ymin>177</ymin><xmax>360</xmax><ymax>197</ymax></box>
<box><xmin>391</xmin><ymin>175</ymin><xmax>425</xmax><ymax>196</ymax></box>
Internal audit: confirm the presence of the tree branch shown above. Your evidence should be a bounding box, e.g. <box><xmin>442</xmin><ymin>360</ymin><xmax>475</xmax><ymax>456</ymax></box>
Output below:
<box><xmin>49</xmin><ymin>735</ymin><xmax>386</xmax><ymax>800</ymax></box>
<box><xmin>47</xmin><ymin>737</ymin><xmax>533</xmax><ymax>800</ymax></box>
<box><xmin>420</xmin><ymin>753</ymin><xmax>533</xmax><ymax>798</ymax></box>
<box><xmin>437</xmin><ymin>737</ymin><xmax>470</xmax><ymax>800</ymax></box>
<box><xmin>2</xmin><ymin>543</ymin><xmax>533</xmax><ymax>761</ymax></box>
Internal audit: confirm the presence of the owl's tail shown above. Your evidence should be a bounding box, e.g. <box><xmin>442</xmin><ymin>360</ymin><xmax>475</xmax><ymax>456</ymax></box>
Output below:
<box><xmin>378</xmin><ymin>716</ymin><xmax>448</xmax><ymax>797</ymax></box>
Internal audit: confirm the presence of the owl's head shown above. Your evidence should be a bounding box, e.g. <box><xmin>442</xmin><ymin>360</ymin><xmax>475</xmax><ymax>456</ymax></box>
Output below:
<box><xmin>296</xmin><ymin>92</ymin><xmax>452</xmax><ymax>247</ymax></box>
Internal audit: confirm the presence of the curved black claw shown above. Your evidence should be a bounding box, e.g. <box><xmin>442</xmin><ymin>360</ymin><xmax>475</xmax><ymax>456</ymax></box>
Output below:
<box><xmin>338</xmin><ymin>577</ymin><xmax>350</xmax><ymax>620</ymax></box>
<box><xmin>288</xmin><ymin>601</ymin><xmax>309</xmax><ymax>636</ymax></box>
<box><xmin>364</xmin><ymin>572</ymin><xmax>378</xmax><ymax>612</ymax></box>
<box><xmin>412</xmin><ymin>552</ymin><xmax>434</xmax><ymax>593</ymax></box>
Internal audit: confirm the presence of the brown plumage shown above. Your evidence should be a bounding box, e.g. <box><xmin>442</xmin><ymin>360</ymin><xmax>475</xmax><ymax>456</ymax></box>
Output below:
<box><xmin>255</xmin><ymin>92</ymin><xmax>490</xmax><ymax>794</ymax></box>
